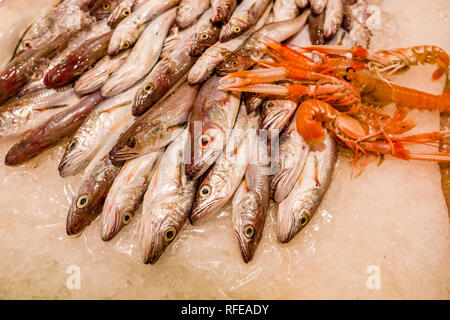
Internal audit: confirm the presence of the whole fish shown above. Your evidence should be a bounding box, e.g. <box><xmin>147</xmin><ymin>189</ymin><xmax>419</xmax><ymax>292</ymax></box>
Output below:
<box><xmin>216</xmin><ymin>10</ymin><xmax>310</xmax><ymax>75</ymax></box>
<box><xmin>190</xmin><ymin>9</ymin><xmax>221</xmax><ymax>57</ymax></box>
<box><xmin>74</xmin><ymin>50</ymin><xmax>129</xmax><ymax>95</ymax></box>
<box><xmin>309</xmin><ymin>0</ymin><xmax>328</xmax><ymax>14</ymax></box>
<box><xmin>273</xmin><ymin>0</ymin><xmax>299</xmax><ymax>22</ymax></box>
<box><xmin>108</xmin><ymin>0</ymin><xmax>180</xmax><ymax>55</ymax></box>
<box><xmin>58</xmin><ymin>84</ymin><xmax>141</xmax><ymax>177</ymax></box>
<box><xmin>185</xmin><ymin>75</ymin><xmax>241</xmax><ymax>180</ymax></box>
<box><xmin>324</xmin><ymin>0</ymin><xmax>343</xmax><ymax>39</ymax></box>
<box><xmin>189</xmin><ymin>103</ymin><xmax>258</xmax><ymax>224</ymax></box>
<box><xmin>44</xmin><ymin>31</ymin><xmax>113</xmax><ymax>88</ymax></box>
<box><xmin>277</xmin><ymin>133</ymin><xmax>336</xmax><ymax>243</ymax></box>
<box><xmin>211</xmin><ymin>0</ymin><xmax>237</xmax><ymax>25</ymax></box>
<box><xmin>219</xmin><ymin>0</ymin><xmax>271</xmax><ymax>42</ymax></box>
<box><xmin>14</xmin><ymin>0</ymin><xmax>94</xmax><ymax>56</ymax></box>
<box><xmin>270</xmin><ymin>115</ymin><xmax>309</xmax><ymax>203</ymax></box>
<box><xmin>260</xmin><ymin>99</ymin><xmax>297</xmax><ymax>133</ymax></box>
<box><xmin>295</xmin><ymin>0</ymin><xmax>309</xmax><ymax>8</ymax></box>
<box><xmin>0</xmin><ymin>85</ymin><xmax>78</xmax><ymax>138</ymax></box>
<box><xmin>140</xmin><ymin>130</ymin><xmax>197</xmax><ymax>264</ymax></box>
<box><xmin>4</xmin><ymin>92</ymin><xmax>103</xmax><ymax>166</ymax></box>
<box><xmin>175</xmin><ymin>0</ymin><xmax>210</xmax><ymax>28</ymax></box>
<box><xmin>110</xmin><ymin>80</ymin><xmax>199</xmax><ymax>161</ymax></box>
<box><xmin>187</xmin><ymin>3</ymin><xmax>272</xmax><ymax>84</ymax></box>
<box><xmin>308</xmin><ymin>10</ymin><xmax>325</xmax><ymax>45</ymax></box>
<box><xmin>89</xmin><ymin>0</ymin><xmax>120</xmax><ymax>20</ymax></box>
<box><xmin>232</xmin><ymin>178</ymin><xmax>265</xmax><ymax>263</ymax></box>
<box><xmin>66</xmin><ymin>153</ymin><xmax>123</xmax><ymax>235</ymax></box>
<box><xmin>132</xmin><ymin>11</ymin><xmax>207</xmax><ymax>116</ymax></box>
<box><xmin>101</xmin><ymin>150</ymin><xmax>164</xmax><ymax>241</ymax></box>
<box><xmin>102</xmin><ymin>8</ymin><xmax>177</xmax><ymax>97</ymax></box>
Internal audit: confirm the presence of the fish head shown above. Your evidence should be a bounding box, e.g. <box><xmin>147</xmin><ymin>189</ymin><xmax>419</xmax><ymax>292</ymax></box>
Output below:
<box><xmin>132</xmin><ymin>81</ymin><xmax>158</xmax><ymax>116</ymax></box>
<box><xmin>277</xmin><ymin>205</ymin><xmax>312</xmax><ymax>243</ymax></box>
<box><xmin>191</xmin><ymin>25</ymin><xmax>221</xmax><ymax>57</ymax></box>
<box><xmin>185</xmin><ymin>122</ymin><xmax>226</xmax><ymax>181</ymax></box>
<box><xmin>109</xmin><ymin>121</ymin><xmax>149</xmax><ymax>161</ymax></box>
<box><xmin>58</xmin><ymin>137</ymin><xmax>89</xmax><ymax>177</ymax></box>
<box><xmin>108</xmin><ymin>32</ymin><xmax>134</xmax><ymax>56</ymax></box>
<box><xmin>233</xmin><ymin>190</ymin><xmax>264</xmax><ymax>263</ymax></box>
<box><xmin>215</xmin><ymin>51</ymin><xmax>246</xmax><ymax>75</ymax></box>
<box><xmin>219</xmin><ymin>19</ymin><xmax>247</xmax><ymax>42</ymax></box>
<box><xmin>66</xmin><ymin>185</ymin><xmax>102</xmax><ymax>236</ymax></box>
<box><xmin>101</xmin><ymin>203</ymin><xmax>133</xmax><ymax>241</ymax></box>
<box><xmin>89</xmin><ymin>0</ymin><xmax>118</xmax><ymax>20</ymax></box>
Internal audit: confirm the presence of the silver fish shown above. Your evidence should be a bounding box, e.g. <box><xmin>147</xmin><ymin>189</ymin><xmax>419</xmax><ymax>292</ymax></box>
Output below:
<box><xmin>270</xmin><ymin>115</ymin><xmax>310</xmax><ymax>203</ymax></box>
<box><xmin>175</xmin><ymin>0</ymin><xmax>210</xmax><ymax>28</ymax></box>
<box><xmin>102</xmin><ymin>8</ymin><xmax>176</xmax><ymax>97</ymax></box>
<box><xmin>101</xmin><ymin>150</ymin><xmax>164</xmax><ymax>241</ymax></box>
<box><xmin>140</xmin><ymin>130</ymin><xmax>197</xmax><ymax>264</ymax></box>
<box><xmin>324</xmin><ymin>0</ymin><xmax>343</xmax><ymax>39</ymax></box>
<box><xmin>309</xmin><ymin>0</ymin><xmax>328</xmax><ymax>14</ymax></box>
<box><xmin>189</xmin><ymin>103</ymin><xmax>258</xmax><ymax>224</ymax></box>
<box><xmin>273</xmin><ymin>0</ymin><xmax>299</xmax><ymax>22</ymax></box>
<box><xmin>185</xmin><ymin>75</ymin><xmax>241</xmax><ymax>180</ymax></box>
<box><xmin>219</xmin><ymin>0</ymin><xmax>271</xmax><ymax>42</ymax></box>
<box><xmin>108</xmin><ymin>0</ymin><xmax>180</xmax><ymax>55</ymax></box>
<box><xmin>74</xmin><ymin>50</ymin><xmax>129</xmax><ymax>95</ymax></box>
<box><xmin>277</xmin><ymin>133</ymin><xmax>336</xmax><ymax>243</ymax></box>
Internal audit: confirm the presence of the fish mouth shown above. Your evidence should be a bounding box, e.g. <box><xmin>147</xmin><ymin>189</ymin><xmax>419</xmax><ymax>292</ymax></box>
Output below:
<box><xmin>58</xmin><ymin>155</ymin><xmax>87</xmax><ymax>178</ymax></box>
<box><xmin>101</xmin><ymin>207</ymin><xmax>120</xmax><ymax>241</ymax></box>
<box><xmin>234</xmin><ymin>232</ymin><xmax>254</xmax><ymax>263</ymax></box>
<box><xmin>276</xmin><ymin>209</ymin><xmax>301</xmax><ymax>244</ymax></box>
<box><xmin>109</xmin><ymin>150</ymin><xmax>140</xmax><ymax>162</ymax></box>
<box><xmin>189</xmin><ymin>198</ymin><xmax>222</xmax><ymax>225</ymax></box>
<box><xmin>140</xmin><ymin>221</ymin><xmax>165</xmax><ymax>265</ymax></box>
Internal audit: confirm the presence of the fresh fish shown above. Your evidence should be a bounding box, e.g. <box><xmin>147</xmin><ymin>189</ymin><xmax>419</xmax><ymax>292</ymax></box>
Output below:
<box><xmin>232</xmin><ymin>178</ymin><xmax>265</xmax><ymax>263</ymax></box>
<box><xmin>273</xmin><ymin>0</ymin><xmax>299</xmax><ymax>22</ymax></box>
<box><xmin>189</xmin><ymin>103</ymin><xmax>258</xmax><ymax>224</ymax></box>
<box><xmin>270</xmin><ymin>115</ymin><xmax>309</xmax><ymax>203</ymax></box>
<box><xmin>243</xmin><ymin>92</ymin><xmax>265</xmax><ymax>114</ymax></box>
<box><xmin>308</xmin><ymin>10</ymin><xmax>325</xmax><ymax>45</ymax></box>
<box><xmin>219</xmin><ymin>0</ymin><xmax>271</xmax><ymax>42</ymax></box>
<box><xmin>216</xmin><ymin>10</ymin><xmax>310</xmax><ymax>75</ymax></box>
<box><xmin>309</xmin><ymin>0</ymin><xmax>327</xmax><ymax>14</ymax></box>
<box><xmin>0</xmin><ymin>85</ymin><xmax>78</xmax><ymax>138</ymax></box>
<box><xmin>260</xmin><ymin>99</ymin><xmax>297</xmax><ymax>133</ymax></box>
<box><xmin>74</xmin><ymin>50</ymin><xmax>129</xmax><ymax>95</ymax></box>
<box><xmin>175</xmin><ymin>0</ymin><xmax>210</xmax><ymax>29</ymax></box>
<box><xmin>0</xmin><ymin>0</ymin><xmax>60</xmax><ymax>70</ymax></box>
<box><xmin>295</xmin><ymin>0</ymin><xmax>309</xmax><ymax>8</ymax></box>
<box><xmin>4</xmin><ymin>92</ymin><xmax>103</xmax><ymax>166</ymax></box>
<box><xmin>185</xmin><ymin>75</ymin><xmax>241</xmax><ymax>180</ymax></box>
<box><xmin>132</xmin><ymin>11</ymin><xmax>206</xmax><ymax>116</ymax></box>
<box><xmin>190</xmin><ymin>9</ymin><xmax>221</xmax><ymax>57</ymax></box>
<box><xmin>14</xmin><ymin>0</ymin><xmax>94</xmax><ymax>56</ymax></box>
<box><xmin>58</xmin><ymin>84</ymin><xmax>141</xmax><ymax>177</ymax></box>
<box><xmin>324</xmin><ymin>0</ymin><xmax>343</xmax><ymax>39</ymax></box>
<box><xmin>107</xmin><ymin>0</ymin><xmax>135</xmax><ymax>28</ymax></box>
<box><xmin>89</xmin><ymin>0</ymin><xmax>120</xmax><ymax>20</ymax></box>
<box><xmin>101</xmin><ymin>150</ymin><xmax>164</xmax><ymax>241</ymax></box>
<box><xmin>110</xmin><ymin>80</ymin><xmax>199</xmax><ymax>161</ymax></box>
<box><xmin>108</xmin><ymin>0</ymin><xmax>180</xmax><ymax>55</ymax></box>
<box><xmin>211</xmin><ymin>0</ymin><xmax>237</xmax><ymax>25</ymax></box>
<box><xmin>140</xmin><ymin>130</ymin><xmax>197</xmax><ymax>264</ymax></box>
<box><xmin>277</xmin><ymin>133</ymin><xmax>336</xmax><ymax>243</ymax></box>
<box><xmin>102</xmin><ymin>8</ymin><xmax>176</xmax><ymax>97</ymax></box>
<box><xmin>44</xmin><ymin>31</ymin><xmax>113</xmax><ymax>88</ymax></box>
<box><xmin>187</xmin><ymin>3</ymin><xmax>272</xmax><ymax>84</ymax></box>
<box><xmin>66</xmin><ymin>153</ymin><xmax>123</xmax><ymax>235</ymax></box>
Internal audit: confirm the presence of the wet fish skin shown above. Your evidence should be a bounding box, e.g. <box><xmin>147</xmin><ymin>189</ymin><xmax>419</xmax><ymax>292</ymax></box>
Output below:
<box><xmin>110</xmin><ymin>80</ymin><xmax>198</xmax><ymax>161</ymax></box>
<box><xmin>185</xmin><ymin>75</ymin><xmax>241</xmax><ymax>180</ymax></box>
<box><xmin>44</xmin><ymin>32</ymin><xmax>112</xmax><ymax>88</ymax></box>
<box><xmin>175</xmin><ymin>0</ymin><xmax>210</xmax><ymax>28</ymax></box>
<box><xmin>308</xmin><ymin>10</ymin><xmax>325</xmax><ymax>45</ymax></box>
<box><xmin>190</xmin><ymin>9</ymin><xmax>221</xmax><ymax>57</ymax></box>
<box><xmin>189</xmin><ymin>103</ymin><xmax>258</xmax><ymax>224</ymax></box>
<box><xmin>270</xmin><ymin>115</ymin><xmax>309</xmax><ymax>203</ymax></box>
<box><xmin>4</xmin><ymin>92</ymin><xmax>103</xmax><ymax>166</ymax></box>
<box><xmin>211</xmin><ymin>0</ymin><xmax>237</xmax><ymax>25</ymax></box>
<box><xmin>66</xmin><ymin>154</ymin><xmax>123</xmax><ymax>235</ymax></box>
<box><xmin>140</xmin><ymin>130</ymin><xmax>196</xmax><ymax>264</ymax></box>
<box><xmin>89</xmin><ymin>0</ymin><xmax>120</xmax><ymax>20</ymax></box>
<box><xmin>74</xmin><ymin>50</ymin><xmax>129</xmax><ymax>95</ymax></box>
<box><xmin>219</xmin><ymin>0</ymin><xmax>271</xmax><ymax>42</ymax></box>
<box><xmin>277</xmin><ymin>133</ymin><xmax>336</xmax><ymax>243</ymax></box>
<box><xmin>309</xmin><ymin>0</ymin><xmax>328</xmax><ymax>14</ymax></box>
<box><xmin>101</xmin><ymin>150</ymin><xmax>163</xmax><ymax>241</ymax></box>
<box><xmin>102</xmin><ymin>8</ymin><xmax>177</xmax><ymax>97</ymax></box>
<box><xmin>260</xmin><ymin>99</ymin><xmax>297</xmax><ymax>133</ymax></box>
<box><xmin>216</xmin><ymin>10</ymin><xmax>310</xmax><ymax>75</ymax></box>
<box><xmin>108</xmin><ymin>0</ymin><xmax>180</xmax><ymax>56</ymax></box>
<box><xmin>324</xmin><ymin>0</ymin><xmax>344</xmax><ymax>39</ymax></box>
<box><xmin>273</xmin><ymin>0</ymin><xmax>299</xmax><ymax>22</ymax></box>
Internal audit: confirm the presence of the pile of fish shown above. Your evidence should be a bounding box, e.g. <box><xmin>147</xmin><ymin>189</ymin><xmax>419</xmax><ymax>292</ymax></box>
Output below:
<box><xmin>0</xmin><ymin>0</ymin><xmax>376</xmax><ymax>264</ymax></box>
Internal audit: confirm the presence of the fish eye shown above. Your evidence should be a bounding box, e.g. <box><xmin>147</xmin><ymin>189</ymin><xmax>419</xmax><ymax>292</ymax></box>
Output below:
<box><xmin>199</xmin><ymin>185</ymin><xmax>212</xmax><ymax>198</ymax></box>
<box><xmin>67</xmin><ymin>141</ymin><xmax>76</xmax><ymax>151</ymax></box>
<box><xmin>199</xmin><ymin>33</ymin><xmax>210</xmax><ymax>41</ymax></box>
<box><xmin>243</xmin><ymin>225</ymin><xmax>255</xmax><ymax>239</ymax></box>
<box><xmin>198</xmin><ymin>135</ymin><xmax>212</xmax><ymax>149</ymax></box>
<box><xmin>122</xmin><ymin>41</ymin><xmax>131</xmax><ymax>49</ymax></box>
<box><xmin>300</xmin><ymin>216</ymin><xmax>309</xmax><ymax>227</ymax></box>
<box><xmin>234</xmin><ymin>26</ymin><xmax>241</xmax><ymax>33</ymax></box>
<box><xmin>143</xmin><ymin>84</ymin><xmax>153</xmax><ymax>93</ymax></box>
<box><xmin>164</xmin><ymin>227</ymin><xmax>177</xmax><ymax>242</ymax></box>
<box><xmin>123</xmin><ymin>214</ymin><xmax>131</xmax><ymax>225</ymax></box>
<box><xmin>343</xmin><ymin>75</ymin><xmax>351</xmax><ymax>82</ymax></box>
<box><xmin>267</xmin><ymin>101</ymin><xmax>274</xmax><ymax>108</ymax></box>
<box><xmin>102</xmin><ymin>1</ymin><xmax>111</xmax><ymax>11</ymax></box>
<box><xmin>122</xmin><ymin>9</ymin><xmax>130</xmax><ymax>16</ymax></box>
<box><xmin>23</xmin><ymin>40</ymin><xmax>32</xmax><ymax>49</ymax></box>
<box><xmin>231</xmin><ymin>61</ymin><xmax>238</xmax><ymax>66</ymax></box>
<box><xmin>76</xmin><ymin>194</ymin><xmax>89</xmax><ymax>209</ymax></box>
<box><xmin>346</xmin><ymin>67</ymin><xmax>356</xmax><ymax>73</ymax></box>
<box><xmin>126</xmin><ymin>137</ymin><xmax>136</xmax><ymax>148</ymax></box>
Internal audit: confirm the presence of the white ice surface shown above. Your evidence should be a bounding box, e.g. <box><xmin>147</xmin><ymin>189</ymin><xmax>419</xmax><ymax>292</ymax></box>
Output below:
<box><xmin>0</xmin><ymin>0</ymin><xmax>449</xmax><ymax>299</ymax></box>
